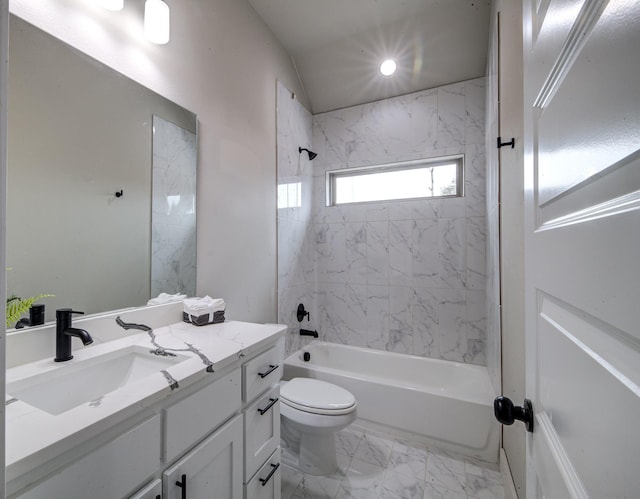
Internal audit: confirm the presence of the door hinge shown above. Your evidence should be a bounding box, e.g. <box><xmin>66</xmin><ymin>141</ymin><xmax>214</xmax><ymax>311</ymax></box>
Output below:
<box><xmin>497</xmin><ymin>136</ymin><xmax>515</xmax><ymax>149</ymax></box>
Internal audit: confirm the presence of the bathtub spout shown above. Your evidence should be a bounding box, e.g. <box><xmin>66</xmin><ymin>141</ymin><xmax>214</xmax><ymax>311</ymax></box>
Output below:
<box><xmin>300</xmin><ymin>328</ymin><xmax>318</xmax><ymax>338</ymax></box>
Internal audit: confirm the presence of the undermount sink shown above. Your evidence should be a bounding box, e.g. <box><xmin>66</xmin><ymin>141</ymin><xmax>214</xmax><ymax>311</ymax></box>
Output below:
<box><xmin>7</xmin><ymin>345</ymin><xmax>191</xmax><ymax>415</ymax></box>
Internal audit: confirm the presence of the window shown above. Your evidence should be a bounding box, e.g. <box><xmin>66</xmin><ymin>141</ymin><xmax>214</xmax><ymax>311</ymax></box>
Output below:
<box><xmin>326</xmin><ymin>155</ymin><xmax>464</xmax><ymax>206</ymax></box>
<box><xmin>277</xmin><ymin>181</ymin><xmax>302</xmax><ymax>209</ymax></box>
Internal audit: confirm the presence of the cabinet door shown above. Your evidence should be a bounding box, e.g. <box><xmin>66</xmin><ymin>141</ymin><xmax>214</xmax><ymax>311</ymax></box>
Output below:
<box><xmin>163</xmin><ymin>414</ymin><xmax>243</xmax><ymax>499</ymax></box>
<box><xmin>129</xmin><ymin>479</ymin><xmax>162</xmax><ymax>499</ymax></box>
<box><xmin>15</xmin><ymin>415</ymin><xmax>161</xmax><ymax>499</ymax></box>
<box><xmin>164</xmin><ymin>368</ymin><xmax>241</xmax><ymax>464</ymax></box>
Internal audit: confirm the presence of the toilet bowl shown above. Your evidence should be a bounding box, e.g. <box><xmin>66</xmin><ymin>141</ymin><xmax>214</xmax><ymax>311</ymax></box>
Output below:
<box><xmin>280</xmin><ymin>377</ymin><xmax>357</xmax><ymax>476</ymax></box>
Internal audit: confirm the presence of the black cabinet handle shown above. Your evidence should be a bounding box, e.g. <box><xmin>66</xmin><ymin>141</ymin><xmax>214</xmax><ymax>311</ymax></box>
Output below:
<box><xmin>175</xmin><ymin>473</ymin><xmax>187</xmax><ymax>499</ymax></box>
<box><xmin>258</xmin><ymin>364</ymin><xmax>279</xmax><ymax>378</ymax></box>
<box><xmin>258</xmin><ymin>397</ymin><xmax>279</xmax><ymax>415</ymax></box>
<box><xmin>259</xmin><ymin>463</ymin><xmax>280</xmax><ymax>487</ymax></box>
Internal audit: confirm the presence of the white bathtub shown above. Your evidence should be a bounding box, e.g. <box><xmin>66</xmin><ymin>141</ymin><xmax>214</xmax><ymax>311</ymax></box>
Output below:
<box><xmin>283</xmin><ymin>341</ymin><xmax>499</xmax><ymax>462</ymax></box>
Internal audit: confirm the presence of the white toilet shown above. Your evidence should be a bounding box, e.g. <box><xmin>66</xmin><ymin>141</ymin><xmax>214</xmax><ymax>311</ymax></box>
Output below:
<box><xmin>280</xmin><ymin>377</ymin><xmax>357</xmax><ymax>476</ymax></box>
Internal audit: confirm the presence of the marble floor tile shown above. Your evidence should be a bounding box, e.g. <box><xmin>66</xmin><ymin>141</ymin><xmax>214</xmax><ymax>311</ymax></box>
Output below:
<box><xmin>426</xmin><ymin>449</ymin><xmax>467</xmax><ymax>476</ymax></box>
<box><xmin>336</xmin><ymin>428</ymin><xmax>363</xmax><ymax>458</ymax></box>
<box><xmin>388</xmin><ymin>440</ymin><xmax>428</xmax><ymax>480</ymax></box>
<box><xmin>282</xmin><ymin>464</ymin><xmax>305</xmax><ymax>499</ymax></box>
<box><xmin>291</xmin><ymin>473</ymin><xmax>342</xmax><ymax>499</ymax></box>
<box><xmin>351</xmin><ymin>433</ymin><xmax>394</xmax><ymax>467</ymax></box>
<box><xmin>424</xmin><ymin>450</ymin><xmax>467</xmax><ymax>496</ymax></box>
<box><xmin>379</xmin><ymin>469</ymin><xmax>426</xmax><ymax>499</ymax></box>
<box><xmin>337</xmin><ymin>458</ymin><xmax>386</xmax><ymax>498</ymax></box>
<box><xmin>282</xmin><ymin>426</ymin><xmax>505</xmax><ymax>499</ymax></box>
<box><xmin>465</xmin><ymin>470</ymin><xmax>506</xmax><ymax>499</ymax></box>
<box><xmin>423</xmin><ymin>482</ymin><xmax>467</xmax><ymax>499</ymax></box>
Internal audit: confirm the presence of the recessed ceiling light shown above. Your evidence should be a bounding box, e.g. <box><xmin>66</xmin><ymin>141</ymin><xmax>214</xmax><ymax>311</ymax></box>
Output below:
<box><xmin>380</xmin><ymin>59</ymin><xmax>397</xmax><ymax>77</ymax></box>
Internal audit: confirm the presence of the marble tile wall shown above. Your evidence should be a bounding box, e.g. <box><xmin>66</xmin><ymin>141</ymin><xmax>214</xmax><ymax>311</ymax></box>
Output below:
<box><xmin>276</xmin><ymin>82</ymin><xmax>317</xmax><ymax>355</ymax></box>
<box><xmin>151</xmin><ymin>115</ymin><xmax>197</xmax><ymax>297</ymax></box>
<box><xmin>310</xmin><ymin>79</ymin><xmax>488</xmax><ymax>364</ymax></box>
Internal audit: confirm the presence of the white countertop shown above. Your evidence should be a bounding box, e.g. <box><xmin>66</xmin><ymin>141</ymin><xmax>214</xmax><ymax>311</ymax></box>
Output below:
<box><xmin>5</xmin><ymin>318</ymin><xmax>286</xmax><ymax>482</ymax></box>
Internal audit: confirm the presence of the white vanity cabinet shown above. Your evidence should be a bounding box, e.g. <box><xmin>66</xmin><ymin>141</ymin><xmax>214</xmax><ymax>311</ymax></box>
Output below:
<box><xmin>9</xmin><ymin>333</ymin><xmax>285</xmax><ymax>499</ymax></box>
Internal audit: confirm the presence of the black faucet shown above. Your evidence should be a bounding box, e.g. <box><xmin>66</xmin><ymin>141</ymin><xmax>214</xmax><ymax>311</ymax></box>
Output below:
<box><xmin>55</xmin><ymin>308</ymin><xmax>93</xmax><ymax>362</ymax></box>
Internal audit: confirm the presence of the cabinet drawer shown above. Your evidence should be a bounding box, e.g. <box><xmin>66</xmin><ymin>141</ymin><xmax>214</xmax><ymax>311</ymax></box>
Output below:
<box><xmin>244</xmin><ymin>448</ymin><xmax>281</xmax><ymax>499</ymax></box>
<box><xmin>244</xmin><ymin>385</ymin><xmax>280</xmax><ymax>481</ymax></box>
<box><xmin>16</xmin><ymin>415</ymin><xmax>161</xmax><ymax>499</ymax></box>
<box><xmin>243</xmin><ymin>346</ymin><xmax>282</xmax><ymax>403</ymax></box>
<box><xmin>165</xmin><ymin>368</ymin><xmax>241</xmax><ymax>463</ymax></box>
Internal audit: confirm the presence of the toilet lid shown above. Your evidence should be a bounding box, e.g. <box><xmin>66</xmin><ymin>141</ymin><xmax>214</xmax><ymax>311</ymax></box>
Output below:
<box><xmin>280</xmin><ymin>378</ymin><xmax>356</xmax><ymax>413</ymax></box>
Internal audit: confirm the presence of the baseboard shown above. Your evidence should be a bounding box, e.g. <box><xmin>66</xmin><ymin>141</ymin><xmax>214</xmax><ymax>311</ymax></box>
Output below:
<box><xmin>500</xmin><ymin>448</ymin><xmax>519</xmax><ymax>499</ymax></box>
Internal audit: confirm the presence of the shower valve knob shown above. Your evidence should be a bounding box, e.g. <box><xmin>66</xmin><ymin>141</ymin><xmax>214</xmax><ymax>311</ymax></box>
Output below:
<box><xmin>494</xmin><ymin>396</ymin><xmax>534</xmax><ymax>433</ymax></box>
<box><xmin>296</xmin><ymin>303</ymin><xmax>310</xmax><ymax>322</ymax></box>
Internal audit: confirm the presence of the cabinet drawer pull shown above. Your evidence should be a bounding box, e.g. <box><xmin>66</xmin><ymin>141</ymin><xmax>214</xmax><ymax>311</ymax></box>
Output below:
<box><xmin>259</xmin><ymin>463</ymin><xmax>280</xmax><ymax>486</ymax></box>
<box><xmin>258</xmin><ymin>397</ymin><xmax>279</xmax><ymax>415</ymax></box>
<box><xmin>258</xmin><ymin>364</ymin><xmax>279</xmax><ymax>378</ymax></box>
<box><xmin>175</xmin><ymin>473</ymin><xmax>187</xmax><ymax>499</ymax></box>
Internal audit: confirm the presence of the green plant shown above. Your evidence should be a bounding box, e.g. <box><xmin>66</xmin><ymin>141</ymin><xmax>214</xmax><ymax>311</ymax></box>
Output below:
<box><xmin>6</xmin><ymin>294</ymin><xmax>53</xmax><ymax>327</ymax></box>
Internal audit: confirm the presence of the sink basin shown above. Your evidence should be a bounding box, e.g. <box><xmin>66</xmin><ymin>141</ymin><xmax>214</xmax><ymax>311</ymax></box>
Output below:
<box><xmin>7</xmin><ymin>345</ymin><xmax>191</xmax><ymax>415</ymax></box>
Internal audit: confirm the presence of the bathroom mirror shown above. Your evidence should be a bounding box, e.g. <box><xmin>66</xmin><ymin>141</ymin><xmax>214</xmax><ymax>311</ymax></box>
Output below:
<box><xmin>6</xmin><ymin>15</ymin><xmax>197</xmax><ymax>325</ymax></box>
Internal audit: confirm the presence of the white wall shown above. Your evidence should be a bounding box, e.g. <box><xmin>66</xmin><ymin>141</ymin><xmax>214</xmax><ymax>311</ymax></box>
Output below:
<box><xmin>10</xmin><ymin>0</ymin><xmax>308</xmax><ymax>323</ymax></box>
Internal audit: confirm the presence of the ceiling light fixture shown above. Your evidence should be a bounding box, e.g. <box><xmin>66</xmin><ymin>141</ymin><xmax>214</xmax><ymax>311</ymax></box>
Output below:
<box><xmin>96</xmin><ymin>0</ymin><xmax>124</xmax><ymax>11</ymax></box>
<box><xmin>380</xmin><ymin>59</ymin><xmax>397</xmax><ymax>77</ymax></box>
<box><xmin>144</xmin><ymin>0</ymin><xmax>170</xmax><ymax>45</ymax></box>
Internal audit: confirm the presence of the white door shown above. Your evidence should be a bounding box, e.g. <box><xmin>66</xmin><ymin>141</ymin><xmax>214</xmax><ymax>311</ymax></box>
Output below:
<box><xmin>523</xmin><ymin>0</ymin><xmax>640</xmax><ymax>498</ymax></box>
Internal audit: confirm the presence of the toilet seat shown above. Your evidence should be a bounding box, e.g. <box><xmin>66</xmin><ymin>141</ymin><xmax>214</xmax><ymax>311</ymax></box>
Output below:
<box><xmin>281</xmin><ymin>378</ymin><xmax>356</xmax><ymax>416</ymax></box>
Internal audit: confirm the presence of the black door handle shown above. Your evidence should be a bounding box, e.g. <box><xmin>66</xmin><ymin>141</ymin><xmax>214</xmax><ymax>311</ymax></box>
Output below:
<box><xmin>175</xmin><ymin>473</ymin><xmax>187</xmax><ymax>499</ymax></box>
<box><xmin>494</xmin><ymin>396</ymin><xmax>534</xmax><ymax>432</ymax></box>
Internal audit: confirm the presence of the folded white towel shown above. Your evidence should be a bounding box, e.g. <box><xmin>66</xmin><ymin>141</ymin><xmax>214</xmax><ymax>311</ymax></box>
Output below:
<box><xmin>147</xmin><ymin>292</ymin><xmax>187</xmax><ymax>306</ymax></box>
<box><xmin>183</xmin><ymin>296</ymin><xmax>226</xmax><ymax>315</ymax></box>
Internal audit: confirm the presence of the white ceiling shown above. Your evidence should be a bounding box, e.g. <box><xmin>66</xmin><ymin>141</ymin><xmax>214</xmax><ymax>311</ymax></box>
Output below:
<box><xmin>248</xmin><ymin>0</ymin><xmax>491</xmax><ymax>113</ymax></box>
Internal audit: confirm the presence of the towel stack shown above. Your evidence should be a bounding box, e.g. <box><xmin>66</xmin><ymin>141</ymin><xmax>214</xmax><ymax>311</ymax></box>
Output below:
<box><xmin>147</xmin><ymin>292</ymin><xmax>187</xmax><ymax>306</ymax></box>
<box><xmin>183</xmin><ymin>296</ymin><xmax>226</xmax><ymax>326</ymax></box>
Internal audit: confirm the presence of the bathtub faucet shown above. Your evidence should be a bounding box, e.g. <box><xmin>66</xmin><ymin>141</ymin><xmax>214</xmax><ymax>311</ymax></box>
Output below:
<box><xmin>300</xmin><ymin>328</ymin><xmax>318</xmax><ymax>338</ymax></box>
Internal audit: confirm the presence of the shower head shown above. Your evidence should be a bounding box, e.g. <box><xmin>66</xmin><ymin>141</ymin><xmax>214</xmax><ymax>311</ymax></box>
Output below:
<box><xmin>298</xmin><ymin>147</ymin><xmax>318</xmax><ymax>161</ymax></box>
